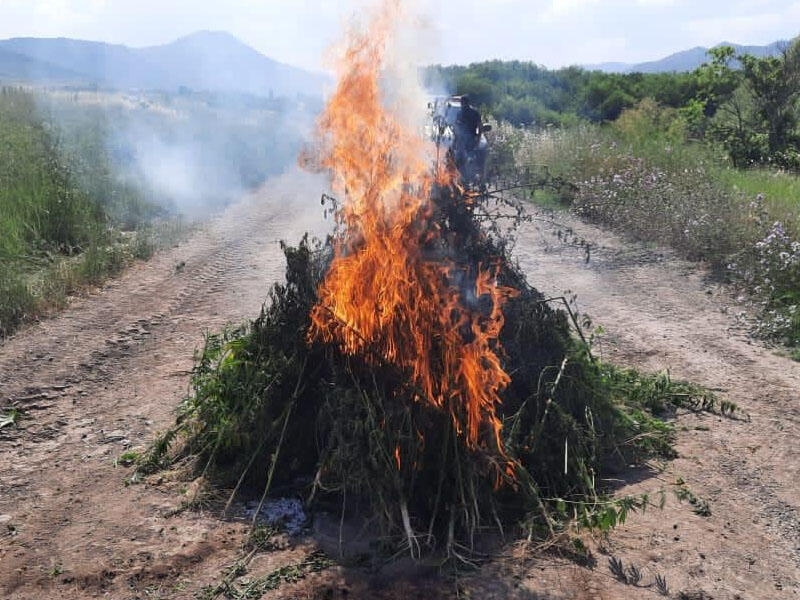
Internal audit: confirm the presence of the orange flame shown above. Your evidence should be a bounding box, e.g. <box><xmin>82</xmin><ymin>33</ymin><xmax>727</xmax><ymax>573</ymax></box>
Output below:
<box><xmin>394</xmin><ymin>444</ymin><xmax>401</xmax><ymax>470</ymax></box>
<box><xmin>307</xmin><ymin>0</ymin><xmax>517</xmax><ymax>473</ymax></box>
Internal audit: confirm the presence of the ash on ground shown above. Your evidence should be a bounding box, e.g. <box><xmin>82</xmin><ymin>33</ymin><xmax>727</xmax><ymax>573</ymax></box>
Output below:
<box><xmin>242</xmin><ymin>497</ymin><xmax>308</xmax><ymax>535</ymax></box>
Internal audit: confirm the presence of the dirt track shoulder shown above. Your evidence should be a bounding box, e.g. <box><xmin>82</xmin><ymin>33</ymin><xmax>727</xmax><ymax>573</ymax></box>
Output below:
<box><xmin>0</xmin><ymin>172</ymin><xmax>327</xmax><ymax>599</ymax></box>
<box><xmin>511</xmin><ymin>208</ymin><xmax>800</xmax><ymax>598</ymax></box>
<box><xmin>1</xmin><ymin>187</ymin><xmax>798</xmax><ymax>599</ymax></box>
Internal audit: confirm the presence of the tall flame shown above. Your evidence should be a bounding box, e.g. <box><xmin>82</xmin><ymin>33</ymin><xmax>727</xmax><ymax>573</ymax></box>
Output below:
<box><xmin>307</xmin><ymin>0</ymin><xmax>517</xmax><ymax>471</ymax></box>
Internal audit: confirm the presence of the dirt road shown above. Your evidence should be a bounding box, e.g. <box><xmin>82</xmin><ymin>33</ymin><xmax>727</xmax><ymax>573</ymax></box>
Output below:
<box><xmin>509</xmin><ymin>212</ymin><xmax>800</xmax><ymax>599</ymax></box>
<box><xmin>1</xmin><ymin>176</ymin><xmax>798</xmax><ymax>599</ymax></box>
<box><xmin>0</xmin><ymin>172</ymin><xmax>328</xmax><ymax>599</ymax></box>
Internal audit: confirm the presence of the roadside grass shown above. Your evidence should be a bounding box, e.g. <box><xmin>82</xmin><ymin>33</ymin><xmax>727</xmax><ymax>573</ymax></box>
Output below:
<box><xmin>1</xmin><ymin>219</ymin><xmax>189</xmax><ymax>338</ymax></box>
<box><xmin>495</xmin><ymin>100</ymin><xmax>800</xmax><ymax>349</ymax></box>
<box><xmin>718</xmin><ymin>167</ymin><xmax>800</xmax><ymax>218</ymax></box>
<box><xmin>0</xmin><ymin>87</ymin><xmax>176</xmax><ymax>337</ymax></box>
<box><xmin>2</xmin><ymin>84</ymin><xmax>313</xmax><ymax>338</ymax></box>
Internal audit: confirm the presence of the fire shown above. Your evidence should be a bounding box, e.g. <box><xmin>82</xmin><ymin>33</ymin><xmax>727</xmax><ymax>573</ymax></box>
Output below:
<box><xmin>307</xmin><ymin>0</ymin><xmax>517</xmax><ymax>473</ymax></box>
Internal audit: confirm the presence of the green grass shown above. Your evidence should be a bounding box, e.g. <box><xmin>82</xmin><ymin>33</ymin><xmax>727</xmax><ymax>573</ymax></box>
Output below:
<box><xmin>0</xmin><ymin>89</ymin><xmax>98</xmax><ymax>257</ymax></box>
<box><xmin>718</xmin><ymin>167</ymin><xmax>800</xmax><ymax>220</ymax></box>
<box><xmin>0</xmin><ymin>85</ymin><xmax>314</xmax><ymax>337</ymax></box>
<box><xmin>0</xmin><ymin>87</ymin><xmax>165</xmax><ymax>336</ymax></box>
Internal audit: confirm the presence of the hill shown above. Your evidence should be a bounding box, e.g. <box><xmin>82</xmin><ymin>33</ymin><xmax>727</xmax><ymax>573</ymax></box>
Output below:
<box><xmin>136</xmin><ymin>31</ymin><xmax>324</xmax><ymax>98</ymax></box>
<box><xmin>0</xmin><ymin>46</ymin><xmax>87</xmax><ymax>83</ymax></box>
<box><xmin>586</xmin><ymin>40</ymin><xmax>786</xmax><ymax>73</ymax></box>
<box><xmin>0</xmin><ymin>31</ymin><xmax>327</xmax><ymax>97</ymax></box>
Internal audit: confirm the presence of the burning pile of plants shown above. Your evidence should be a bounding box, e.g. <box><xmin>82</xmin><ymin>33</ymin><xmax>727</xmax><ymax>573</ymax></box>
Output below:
<box><xmin>141</xmin><ymin>1</ymin><xmax>726</xmax><ymax>558</ymax></box>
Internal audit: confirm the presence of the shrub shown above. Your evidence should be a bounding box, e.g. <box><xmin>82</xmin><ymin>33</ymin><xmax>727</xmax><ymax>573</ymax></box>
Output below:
<box><xmin>730</xmin><ymin>215</ymin><xmax>800</xmax><ymax>345</ymax></box>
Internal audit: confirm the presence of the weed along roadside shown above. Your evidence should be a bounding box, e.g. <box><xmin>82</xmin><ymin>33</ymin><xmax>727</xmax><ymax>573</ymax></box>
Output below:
<box><xmin>492</xmin><ymin>105</ymin><xmax>800</xmax><ymax>357</ymax></box>
<box><xmin>0</xmin><ymin>87</ymin><xmax>170</xmax><ymax>337</ymax></box>
<box><xmin>0</xmin><ymin>82</ymin><xmax>313</xmax><ymax>340</ymax></box>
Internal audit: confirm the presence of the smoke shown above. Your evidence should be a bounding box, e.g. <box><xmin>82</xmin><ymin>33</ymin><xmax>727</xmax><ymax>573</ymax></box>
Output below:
<box><xmin>34</xmin><ymin>87</ymin><xmax>320</xmax><ymax>220</ymax></box>
<box><xmin>109</xmin><ymin>92</ymin><xmax>318</xmax><ymax>216</ymax></box>
<box><xmin>19</xmin><ymin>1</ymin><xmax>447</xmax><ymax>226</ymax></box>
<box><xmin>116</xmin><ymin>93</ymin><xmax>317</xmax><ymax>216</ymax></box>
<box><xmin>127</xmin><ymin>132</ymin><xmax>208</xmax><ymax>215</ymax></box>
<box><xmin>379</xmin><ymin>1</ymin><xmax>440</xmax><ymax>130</ymax></box>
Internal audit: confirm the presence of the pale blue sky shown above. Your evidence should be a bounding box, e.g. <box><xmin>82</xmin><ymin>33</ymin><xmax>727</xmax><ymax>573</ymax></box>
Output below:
<box><xmin>0</xmin><ymin>0</ymin><xmax>798</xmax><ymax>71</ymax></box>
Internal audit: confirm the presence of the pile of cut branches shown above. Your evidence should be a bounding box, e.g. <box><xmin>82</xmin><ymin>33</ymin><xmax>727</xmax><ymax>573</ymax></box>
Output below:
<box><xmin>140</xmin><ymin>183</ymin><xmax>726</xmax><ymax>559</ymax></box>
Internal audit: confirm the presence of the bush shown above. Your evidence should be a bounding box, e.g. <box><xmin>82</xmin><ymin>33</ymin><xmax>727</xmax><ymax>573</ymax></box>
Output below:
<box><xmin>730</xmin><ymin>216</ymin><xmax>800</xmax><ymax>345</ymax></box>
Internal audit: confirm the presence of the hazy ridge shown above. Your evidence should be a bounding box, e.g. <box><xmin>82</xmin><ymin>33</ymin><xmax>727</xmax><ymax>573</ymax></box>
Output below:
<box><xmin>586</xmin><ymin>40</ymin><xmax>787</xmax><ymax>73</ymax></box>
<box><xmin>0</xmin><ymin>31</ymin><xmax>327</xmax><ymax>97</ymax></box>
<box><xmin>0</xmin><ymin>32</ymin><xmax>790</xmax><ymax>96</ymax></box>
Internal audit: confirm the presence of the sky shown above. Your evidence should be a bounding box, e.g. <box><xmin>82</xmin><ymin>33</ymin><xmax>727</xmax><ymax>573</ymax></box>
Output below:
<box><xmin>0</xmin><ymin>0</ymin><xmax>798</xmax><ymax>71</ymax></box>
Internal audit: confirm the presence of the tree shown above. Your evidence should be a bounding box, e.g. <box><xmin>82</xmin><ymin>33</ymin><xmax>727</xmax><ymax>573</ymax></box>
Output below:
<box><xmin>683</xmin><ymin>46</ymin><xmax>741</xmax><ymax>137</ymax></box>
<box><xmin>740</xmin><ymin>45</ymin><xmax>800</xmax><ymax>159</ymax></box>
<box><xmin>695</xmin><ymin>46</ymin><xmax>741</xmax><ymax>116</ymax></box>
<box><xmin>709</xmin><ymin>85</ymin><xmax>763</xmax><ymax>167</ymax></box>
<box><xmin>688</xmin><ymin>40</ymin><xmax>800</xmax><ymax>167</ymax></box>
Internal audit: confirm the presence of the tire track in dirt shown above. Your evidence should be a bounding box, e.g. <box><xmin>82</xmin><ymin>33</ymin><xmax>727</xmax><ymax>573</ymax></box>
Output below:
<box><xmin>509</xmin><ymin>208</ymin><xmax>800</xmax><ymax>599</ymax></box>
<box><xmin>3</xmin><ymin>183</ymin><xmax>799</xmax><ymax>599</ymax></box>
<box><xmin>0</xmin><ymin>171</ymin><xmax>328</xmax><ymax>599</ymax></box>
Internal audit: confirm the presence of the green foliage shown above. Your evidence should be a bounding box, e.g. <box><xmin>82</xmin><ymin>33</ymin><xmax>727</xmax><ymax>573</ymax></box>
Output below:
<box><xmin>116</xmin><ymin>450</ymin><xmax>141</xmax><ymax>467</ymax></box>
<box><xmin>0</xmin><ymin>88</ymin><xmax>93</xmax><ymax>333</ymax></box>
<box><xmin>684</xmin><ymin>42</ymin><xmax>800</xmax><ymax>168</ymax></box>
<box><xmin>425</xmin><ymin>61</ymin><xmax>698</xmax><ymax>126</ymax></box>
<box><xmin>707</xmin><ymin>85</ymin><xmax>764</xmax><ymax>167</ymax></box>
<box><xmin>674</xmin><ymin>477</ymin><xmax>712</xmax><ymax>517</ymax></box>
<box><xmin>613</xmin><ymin>98</ymin><xmax>687</xmax><ymax>145</ymax></box>
<box><xmin>0</xmin><ymin>408</ymin><xmax>22</xmax><ymax>430</ymax></box>
<box><xmin>0</xmin><ymin>82</ymin><xmax>316</xmax><ymax>337</ymax></box>
<box><xmin>693</xmin><ymin>46</ymin><xmax>742</xmax><ymax>122</ymax></box>
<box><xmin>0</xmin><ymin>88</ymin><xmax>97</xmax><ymax>258</ymax></box>
<box><xmin>197</xmin><ymin>550</ymin><xmax>333</xmax><ymax>600</ymax></box>
<box><xmin>740</xmin><ymin>51</ymin><xmax>800</xmax><ymax>158</ymax></box>
<box><xmin>502</xmin><ymin>115</ymin><xmax>750</xmax><ymax>267</ymax></box>
<box><xmin>0</xmin><ymin>88</ymin><xmax>222</xmax><ymax>336</ymax></box>
<box><xmin>48</xmin><ymin>105</ymin><xmax>163</xmax><ymax>228</ymax></box>
<box><xmin>730</xmin><ymin>219</ymin><xmax>800</xmax><ymax>346</ymax></box>
<box><xmin>428</xmin><ymin>41</ymin><xmax>799</xmax><ymax>171</ymax></box>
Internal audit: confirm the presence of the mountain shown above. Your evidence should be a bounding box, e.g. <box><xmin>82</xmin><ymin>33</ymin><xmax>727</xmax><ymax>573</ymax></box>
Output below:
<box><xmin>0</xmin><ymin>32</ymin><xmax>327</xmax><ymax>97</ymax></box>
<box><xmin>0</xmin><ymin>46</ymin><xmax>87</xmax><ymax>82</ymax></box>
<box><xmin>585</xmin><ymin>40</ymin><xmax>787</xmax><ymax>73</ymax></box>
<box><xmin>136</xmin><ymin>31</ymin><xmax>324</xmax><ymax>97</ymax></box>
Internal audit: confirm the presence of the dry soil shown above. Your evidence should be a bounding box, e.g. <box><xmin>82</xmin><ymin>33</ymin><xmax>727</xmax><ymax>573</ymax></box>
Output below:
<box><xmin>1</xmin><ymin>173</ymin><xmax>798</xmax><ymax>599</ymax></box>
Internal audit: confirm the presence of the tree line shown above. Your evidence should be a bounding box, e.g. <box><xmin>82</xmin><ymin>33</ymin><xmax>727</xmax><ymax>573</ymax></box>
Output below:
<box><xmin>425</xmin><ymin>38</ymin><xmax>800</xmax><ymax>169</ymax></box>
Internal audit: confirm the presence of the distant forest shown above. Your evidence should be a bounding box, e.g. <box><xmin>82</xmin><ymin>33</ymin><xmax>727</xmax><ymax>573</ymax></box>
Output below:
<box><xmin>425</xmin><ymin>39</ymin><xmax>800</xmax><ymax>168</ymax></box>
<box><xmin>426</xmin><ymin>61</ymin><xmax>697</xmax><ymax>125</ymax></box>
